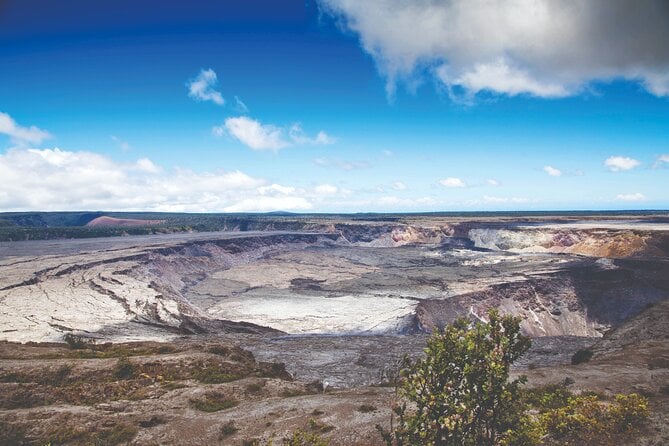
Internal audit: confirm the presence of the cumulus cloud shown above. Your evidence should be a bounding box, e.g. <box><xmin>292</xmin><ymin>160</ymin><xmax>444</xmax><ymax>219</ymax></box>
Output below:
<box><xmin>187</xmin><ymin>68</ymin><xmax>225</xmax><ymax>105</ymax></box>
<box><xmin>0</xmin><ymin>112</ymin><xmax>50</xmax><ymax>146</ymax></box>
<box><xmin>486</xmin><ymin>179</ymin><xmax>500</xmax><ymax>187</ymax></box>
<box><xmin>218</xmin><ymin>116</ymin><xmax>335</xmax><ymax>151</ymax></box>
<box><xmin>0</xmin><ymin>148</ymin><xmax>319</xmax><ymax>212</ymax></box>
<box><xmin>221</xmin><ymin>116</ymin><xmax>289</xmax><ymax>151</ymax></box>
<box><xmin>615</xmin><ymin>192</ymin><xmax>646</xmax><ymax>202</ymax></box>
<box><xmin>543</xmin><ymin>165</ymin><xmax>562</xmax><ymax>177</ymax></box>
<box><xmin>604</xmin><ymin>156</ymin><xmax>641</xmax><ymax>172</ymax></box>
<box><xmin>439</xmin><ymin>177</ymin><xmax>466</xmax><ymax>188</ymax></box>
<box><xmin>320</xmin><ymin>0</ymin><xmax>669</xmax><ymax>99</ymax></box>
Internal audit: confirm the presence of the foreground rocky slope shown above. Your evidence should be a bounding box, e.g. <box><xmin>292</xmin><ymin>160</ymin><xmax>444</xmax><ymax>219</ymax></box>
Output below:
<box><xmin>0</xmin><ymin>299</ymin><xmax>667</xmax><ymax>445</ymax></box>
<box><xmin>0</xmin><ymin>215</ymin><xmax>668</xmax><ymax>444</ymax></box>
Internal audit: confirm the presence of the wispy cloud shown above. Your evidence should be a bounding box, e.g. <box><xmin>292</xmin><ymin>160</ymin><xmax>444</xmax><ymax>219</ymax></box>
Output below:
<box><xmin>0</xmin><ymin>112</ymin><xmax>50</xmax><ymax>146</ymax></box>
<box><xmin>486</xmin><ymin>179</ymin><xmax>500</xmax><ymax>187</ymax></box>
<box><xmin>289</xmin><ymin>124</ymin><xmax>336</xmax><ymax>145</ymax></box>
<box><xmin>483</xmin><ymin>195</ymin><xmax>530</xmax><ymax>204</ymax></box>
<box><xmin>313</xmin><ymin>157</ymin><xmax>370</xmax><ymax>170</ymax></box>
<box><xmin>392</xmin><ymin>181</ymin><xmax>407</xmax><ymax>191</ymax></box>
<box><xmin>543</xmin><ymin>165</ymin><xmax>562</xmax><ymax>177</ymax></box>
<box><xmin>438</xmin><ymin>177</ymin><xmax>466</xmax><ymax>188</ymax></box>
<box><xmin>234</xmin><ymin>96</ymin><xmax>249</xmax><ymax>113</ymax></box>
<box><xmin>615</xmin><ymin>193</ymin><xmax>646</xmax><ymax>202</ymax></box>
<box><xmin>605</xmin><ymin>156</ymin><xmax>641</xmax><ymax>172</ymax></box>
<box><xmin>653</xmin><ymin>154</ymin><xmax>669</xmax><ymax>169</ymax></box>
<box><xmin>187</xmin><ymin>68</ymin><xmax>225</xmax><ymax>105</ymax></box>
<box><xmin>110</xmin><ymin>135</ymin><xmax>131</xmax><ymax>152</ymax></box>
<box><xmin>217</xmin><ymin>116</ymin><xmax>335</xmax><ymax>151</ymax></box>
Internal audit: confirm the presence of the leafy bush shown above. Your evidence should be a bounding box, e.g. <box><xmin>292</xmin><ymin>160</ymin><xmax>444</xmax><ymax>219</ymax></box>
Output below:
<box><xmin>540</xmin><ymin>393</ymin><xmax>649</xmax><ymax>445</ymax></box>
<box><xmin>219</xmin><ymin>421</ymin><xmax>239</xmax><ymax>438</ymax></box>
<box><xmin>112</xmin><ymin>357</ymin><xmax>136</xmax><ymax>380</ymax></box>
<box><xmin>284</xmin><ymin>429</ymin><xmax>330</xmax><ymax>446</ymax></box>
<box><xmin>92</xmin><ymin>423</ymin><xmax>138</xmax><ymax>446</ymax></box>
<box><xmin>246</xmin><ymin>381</ymin><xmax>266</xmax><ymax>393</ymax></box>
<box><xmin>307</xmin><ymin>418</ymin><xmax>334</xmax><ymax>433</ymax></box>
<box><xmin>378</xmin><ymin>310</ymin><xmax>531</xmax><ymax>446</ymax></box>
<box><xmin>63</xmin><ymin>333</ymin><xmax>94</xmax><ymax>350</ymax></box>
<box><xmin>357</xmin><ymin>404</ymin><xmax>377</xmax><ymax>413</ymax></box>
<box><xmin>190</xmin><ymin>392</ymin><xmax>239</xmax><ymax>412</ymax></box>
<box><xmin>571</xmin><ymin>348</ymin><xmax>594</xmax><ymax>365</ymax></box>
<box><xmin>193</xmin><ymin>364</ymin><xmax>240</xmax><ymax>384</ymax></box>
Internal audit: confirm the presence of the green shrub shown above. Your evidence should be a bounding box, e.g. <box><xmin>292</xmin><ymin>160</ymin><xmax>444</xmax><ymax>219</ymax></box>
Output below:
<box><xmin>357</xmin><ymin>404</ymin><xmax>377</xmax><ymax>413</ymax></box>
<box><xmin>92</xmin><ymin>423</ymin><xmax>138</xmax><ymax>446</ymax></box>
<box><xmin>190</xmin><ymin>392</ymin><xmax>239</xmax><ymax>412</ymax></box>
<box><xmin>192</xmin><ymin>364</ymin><xmax>240</xmax><ymax>384</ymax></box>
<box><xmin>219</xmin><ymin>421</ymin><xmax>239</xmax><ymax>437</ymax></box>
<box><xmin>63</xmin><ymin>333</ymin><xmax>94</xmax><ymax>350</ymax></box>
<box><xmin>522</xmin><ymin>383</ymin><xmax>572</xmax><ymax>411</ymax></box>
<box><xmin>285</xmin><ymin>428</ymin><xmax>330</xmax><ymax>446</ymax></box>
<box><xmin>112</xmin><ymin>357</ymin><xmax>136</xmax><ymax>380</ymax></box>
<box><xmin>571</xmin><ymin>348</ymin><xmax>594</xmax><ymax>365</ymax></box>
<box><xmin>246</xmin><ymin>381</ymin><xmax>266</xmax><ymax>393</ymax></box>
<box><xmin>378</xmin><ymin>310</ymin><xmax>531</xmax><ymax>446</ymax></box>
<box><xmin>307</xmin><ymin>418</ymin><xmax>334</xmax><ymax>434</ymax></box>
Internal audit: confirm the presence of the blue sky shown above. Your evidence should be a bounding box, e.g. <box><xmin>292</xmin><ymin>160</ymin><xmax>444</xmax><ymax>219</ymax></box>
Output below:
<box><xmin>0</xmin><ymin>0</ymin><xmax>667</xmax><ymax>212</ymax></box>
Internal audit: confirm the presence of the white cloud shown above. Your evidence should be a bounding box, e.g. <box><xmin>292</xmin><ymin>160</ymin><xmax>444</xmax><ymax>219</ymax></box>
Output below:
<box><xmin>219</xmin><ymin>117</ymin><xmax>334</xmax><ymax>151</ymax></box>
<box><xmin>486</xmin><ymin>179</ymin><xmax>500</xmax><ymax>187</ymax></box>
<box><xmin>653</xmin><ymin>154</ymin><xmax>669</xmax><ymax>168</ymax></box>
<box><xmin>313</xmin><ymin>157</ymin><xmax>370</xmax><ymax>170</ymax></box>
<box><xmin>392</xmin><ymin>181</ymin><xmax>407</xmax><ymax>190</ymax></box>
<box><xmin>223</xmin><ymin>196</ymin><xmax>311</xmax><ymax>212</ymax></box>
<box><xmin>543</xmin><ymin>165</ymin><xmax>562</xmax><ymax>177</ymax></box>
<box><xmin>615</xmin><ymin>193</ymin><xmax>646</xmax><ymax>202</ymax></box>
<box><xmin>187</xmin><ymin>68</ymin><xmax>225</xmax><ymax>105</ymax></box>
<box><xmin>438</xmin><ymin>58</ymin><xmax>568</xmax><ymax>98</ymax></box>
<box><xmin>439</xmin><ymin>177</ymin><xmax>466</xmax><ymax>188</ymax></box>
<box><xmin>0</xmin><ymin>148</ymin><xmax>319</xmax><ymax>212</ymax></box>
<box><xmin>320</xmin><ymin>0</ymin><xmax>669</xmax><ymax>99</ymax></box>
<box><xmin>314</xmin><ymin>184</ymin><xmax>339</xmax><ymax>195</ymax></box>
<box><xmin>222</xmin><ymin>116</ymin><xmax>289</xmax><ymax>151</ymax></box>
<box><xmin>0</xmin><ymin>112</ymin><xmax>50</xmax><ymax>146</ymax></box>
<box><xmin>135</xmin><ymin>158</ymin><xmax>160</xmax><ymax>173</ymax></box>
<box><xmin>258</xmin><ymin>184</ymin><xmax>296</xmax><ymax>196</ymax></box>
<box><xmin>604</xmin><ymin>156</ymin><xmax>641</xmax><ymax>172</ymax></box>
<box><xmin>289</xmin><ymin>124</ymin><xmax>336</xmax><ymax>145</ymax></box>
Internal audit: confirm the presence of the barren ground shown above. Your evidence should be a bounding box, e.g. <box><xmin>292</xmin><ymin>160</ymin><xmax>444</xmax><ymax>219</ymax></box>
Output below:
<box><xmin>1</xmin><ymin>215</ymin><xmax>668</xmax><ymax>445</ymax></box>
